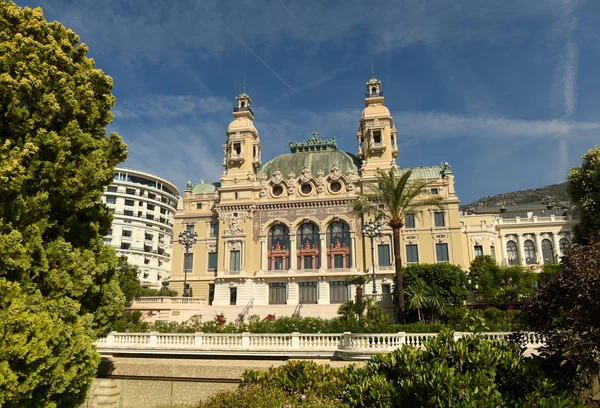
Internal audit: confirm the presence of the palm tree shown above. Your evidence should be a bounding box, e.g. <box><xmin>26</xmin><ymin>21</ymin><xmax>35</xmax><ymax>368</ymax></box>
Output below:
<box><xmin>406</xmin><ymin>278</ymin><xmax>428</xmax><ymax>322</ymax></box>
<box><xmin>355</xmin><ymin>169</ymin><xmax>442</xmax><ymax>323</ymax></box>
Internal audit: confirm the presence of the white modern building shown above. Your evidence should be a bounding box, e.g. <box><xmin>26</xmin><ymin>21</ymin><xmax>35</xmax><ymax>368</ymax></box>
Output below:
<box><xmin>102</xmin><ymin>168</ymin><xmax>180</xmax><ymax>287</ymax></box>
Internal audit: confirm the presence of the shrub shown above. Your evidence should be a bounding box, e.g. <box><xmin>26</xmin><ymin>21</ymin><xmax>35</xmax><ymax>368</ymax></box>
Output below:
<box><xmin>523</xmin><ymin>236</ymin><xmax>600</xmax><ymax>393</ymax></box>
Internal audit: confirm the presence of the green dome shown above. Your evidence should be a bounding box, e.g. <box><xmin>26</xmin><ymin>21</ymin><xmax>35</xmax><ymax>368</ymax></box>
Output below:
<box><xmin>258</xmin><ymin>150</ymin><xmax>360</xmax><ymax>179</ymax></box>
<box><xmin>192</xmin><ymin>181</ymin><xmax>220</xmax><ymax>194</ymax></box>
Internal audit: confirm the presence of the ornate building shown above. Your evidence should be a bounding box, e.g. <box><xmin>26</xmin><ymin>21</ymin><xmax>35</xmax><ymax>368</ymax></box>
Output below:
<box><xmin>170</xmin><ymin>75</ymin><xmax>467</xmax><ymax>307</ymax></box>
<box><xmin>102</xmin><ymin>168</ymin><xmax>179</xmax><ymax>287</ymax></box>
<box><xmin>169</xmin><ymin>76</ymin><xmax>576</xmax><ymax>315</ymax></box>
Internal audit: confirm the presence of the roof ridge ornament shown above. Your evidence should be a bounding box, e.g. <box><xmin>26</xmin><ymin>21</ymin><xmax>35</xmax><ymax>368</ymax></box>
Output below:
<box><xmin>289</xmin><ymin>132</ymin><xmax>337</xmax><ymax>153</ymax></box>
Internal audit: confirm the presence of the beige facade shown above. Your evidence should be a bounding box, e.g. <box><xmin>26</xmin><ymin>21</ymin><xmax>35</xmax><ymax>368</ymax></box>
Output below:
<box><xmin>170</xmin><ymin>76</ymin><xmax>575</xmax><ymax>308</ymax></box>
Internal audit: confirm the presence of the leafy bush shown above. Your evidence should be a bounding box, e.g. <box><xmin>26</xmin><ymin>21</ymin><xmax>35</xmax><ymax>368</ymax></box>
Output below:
<box><xmin>238</xmin><ymin>331</ymin><xmax>582</xmax><ymax>407</ymax></box>
<box><xmin>478</xmin><ymin>265</ymin><xmax>536</xmax><ymax>309</ymax></box>
<box><xmin>138</xmin><ymin>287</ymin><xmax>178</xmax><ymax>297</ymax></box>
<box><xmin>523</xmin><ymin>236</ymin><xmax>600</xmax><ymax>393</ymax></box>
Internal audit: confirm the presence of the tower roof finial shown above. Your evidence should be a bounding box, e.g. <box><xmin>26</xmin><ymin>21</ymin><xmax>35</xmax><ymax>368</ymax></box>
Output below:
<box><xmin>243</xmin><ymin>77</ymin><xmax>246</xmax><ymax>93</ymax></box>
<box><xmin>371</xmin><ymin>64</ymin><xmax>375</xmax><ymax>79</ymax></box>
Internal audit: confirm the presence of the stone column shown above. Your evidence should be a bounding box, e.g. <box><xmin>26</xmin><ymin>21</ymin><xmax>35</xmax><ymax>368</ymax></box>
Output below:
<box><xmin>320</xmin><ymin>233</ymin><xmax>327</xmax><ymax>270</ymax></box>
<box><xmin>260</xmin><ymin>238</ymin><xmax>267</xmax><ymax>272</ymax></box>
<box><xmin>289</xmin><ymin>236</ymin><xmax>296</xmax><ymax>271</ymax></box>
<box><xmin>516</xmin><ymin>234</ymin><xmax>525</xmax><ymax>266</ymax></box>
<box><xmin>534</xmin><ymin>233</ymin><xmax>543</xmax><ymax>264</ymax></box>
<box><xmin>551</xmin><ymin>231</ymin><xmax>561</xmax><ymax>262</ymax></box>
<box><xmin>499</xmin><ymin>235</ymin><xmax>507</xmax><ymax>266</ymax></box>
<box><xmin>350</xmin><ymin>232</ymin><xmax>356</xmax><ymax>269</ymax></box>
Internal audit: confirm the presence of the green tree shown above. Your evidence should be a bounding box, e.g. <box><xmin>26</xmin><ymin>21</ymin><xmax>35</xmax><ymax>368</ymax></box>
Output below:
<box><xmin>478</xmin><ymin>265</ymin><xmax>536</xmax><ymax>309</ymax></box>
<box><xmin>354</xmin><ymin>169</ymin><xmax>442</xmax><ymax>323</ymax></box>
<box><xmin>568</xmin><ymin>145</ymin><xmax>600</xmax><ymax>244</ymax></box>
<box><xmin>0</xmin><ymin>2</ymin><xmax>126</xmax><ymax>406</ymax></box>
<box><xmin>468</xmin><ymin>255</ymin><xmax>497</xmax><ymax>280</ymax></box>
<box><xmin>117</xmin><ymin>257</ymin><xmax>142</xmax><ymax>303</ymax></box>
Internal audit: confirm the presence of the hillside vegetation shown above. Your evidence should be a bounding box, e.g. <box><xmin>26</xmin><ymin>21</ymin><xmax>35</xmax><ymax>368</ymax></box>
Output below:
<box><xmin>460</xmin><ymin>182</ymin><xmax>569</xmax><ymax>211</ymax></box>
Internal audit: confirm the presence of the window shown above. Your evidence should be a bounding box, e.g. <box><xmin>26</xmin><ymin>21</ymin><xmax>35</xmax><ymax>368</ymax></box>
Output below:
<box><xmin>506</xmin><ymin>240</ymin><xmax>518</xmax><ymax>265</ymax></box>
<box><xmin>126</xmin><ymin>188</ymin><xmax>136</xmax><ymax>195</ymax></box>
<box><xmin>158</xmin><ymin>234</ymin><xmax>164</xmax><ymax>243</ymax></box>
<box><xmin>559</xmin><ymin>238</ymin><xmax>570</xmax><ymax>257</ymax></box>
<box><xmin>104</xmin><ymin>239</ymin><xmax>112</xmax><ymax>245</ymax></box>
<box><xmin>124</xmin><ymin>199</ymin><xmax>135</xmax><ymax>206</ymax></box>
<box><xmin>382</xmin><ymin>284</ymin><xmax>392</xmax><ymax>302</ymax></box>
<box><xmin>269</xmin><ymin>283</ymin><xmax>287</xmax><ymax>305</ymax></box>
<box><xmin>272</xmin><ymin>185</ymin><xmax>284</xmax><ymax>197</ymax></box>
<box><xmin>107</xmin><ymin>228</ymin><xmax>113</xmax><ymax>236</ymax></box>
<box><xmin>185</xmin><ymin>224</ymin><xmax>195</xmax><ymax>233</ymax></box>
<box><xmin>184</xmin><ymin>253</ymin><xmax>193</xmax><ymax>272</ymax></box>
<box><xmin>107</xmin><ymin>186</ymin><xmax>118</xmax><ymax>193</ymax></box>
<box><xmin>301</xmin><ymin>183</ymin><xmax>313</xmax><ymax>195</ymax></box>
<box><xmin>124</xmin><ymin>209</ymin><xmax>134</xmax><ymax>216</ymax></box>
<box><xmin>297</xmin><ymin>222</ymin><xmax>320</xmax><ymax>270</ymax></box>
<box><xmin>542</xmin><ymin>239</ymin><xmax>554</xmax><ymax>264</ymax></box>
<box><xmin>431</xmin><ymin>188</ymin><xmax>439</xmax><ymax>195</ymax></box>
<box><xmin>232</xmin><ymin>142</ymin><xmax>241</xmax><ymax>155</ymax></box>
<box><xmin>474</xmin><ymin>245</ymin><xmax>484</xmax><ymax>257</ymax></box>
<box><xmin>122</xmin><ymin>229</ymin><xmax>132</xmax><ymax>237</ymax></box>
<box><xmin>208</xmin><ymin>252</ymin><xmax>218</xmax><ymax>271</ymax></box>
<box><xmin>299</xmin><ymin>282</ymin><xmax>318</xmax><ymax>304</ymax></box>
<box><xmin>326</xmin><ymin>222</ymin><xmax>350</xmax><ymax>269</ymax></box>
<box><xmin>405</xmin><ymin>214</ymin><xmax>415</xmax><ymax>228</ymax></box>
<box><xmin>373</xmin><ymin>130</ymin><xmax>382</xmax><ymax>144</ymax></box>
<box><xmin>230</xmin><ymin>250</ymin><xmax>241</xmax><ymax>272</ymax></box>
<box><xmin>120</xmin><ymin>242</ymin><xmax>131</xmax><ymax>250</ymax></box>
<box><xmin>210</xmin><ymin>223</ymin><xmax>219</xmax><ymax>238</ymax></box>
<box><xmin>378</xmin><ymin>244</ymin><xmax>391</xmax><ymax>266</ymax></box>
<box><xmin>329</xmin><ymin>281</ymin><xmax>349</xmax><ymax>304</ymax></box>
<box><xmin>105</xmin><ymin>196</ymin><xmax>116</xmax><ymax>204</ymax></box>
<box><xmin>146</xmin><ymin>214</ymin><xmax>154</xmax><ymax>220</ymax></box>
<box><xmin>144</xmin><ymin>258</ymin><xmax>150</xmax><ymax>265</ymax></box>
<box><xmin>406</xmin><ymin>244</ymin><xmax>419</xmax><ymax>263</ymax></box>
<box><xmin>229</xmin><ymin>287</ymin><xmax>237</xmax><ymax>306</ymax></box>
<box><xmin>329</xmin><ymin>181</ymin><xmax>342</xmax><ymax>193</ymax></box>
<box><xmin>145</xmin><ymin>233</ymin><xmax>153</xmax><ymax>241</ymax></box>
<box><xmin>147</xmin><ymin>204</ymin><xmax>155</xmax><ymax>211</ymax></box>
<box><xmin>208</xmin><ymin>284</ymin><xmax>215</xmax><ymax>305</ymax></box>
<box><xmin>490</xmin><ymin>245</ymin><xmax>496</xmax><ymax>261</ymax></box>
<box><xmin>268</xmin><ymin>224</ymin><xmax>290</xmax><ymax>270</ymax></box>
<box><xmin>148</xmin><ymin>192</ymin><xmax>156</xmax><ymax>200</ymax></box>
<box><xmin>144</xmin><ymin>245</ymin><xmax>152</xmax><ymax>253</ymax></box>
<box><xmin>160</xmin><ymin>207</ymin><xmax>167</xmax><ymax>214</ymax></box>
<box><xmin>157</xmin><ymin>247</ymin><xmax>164</xmax><ymax>255</ymax></box>
<box><xmin>196</xmin><ymin>203</ymin><xmax>203</xmax><ymax>210</ymax></box>
<box><xmin>524</xmin><ymin>239</ymin><xmax>536</xmax><ymax>264</ymax></box>
<box><xmin>436</xmin><ymin>243</ymin><xmax>449</xmax><ymax>263</ymax></box>
<box><xmin>434</xmin><ymin>212</ymin><xmax>445</xmax><ymax>227</ymax></box>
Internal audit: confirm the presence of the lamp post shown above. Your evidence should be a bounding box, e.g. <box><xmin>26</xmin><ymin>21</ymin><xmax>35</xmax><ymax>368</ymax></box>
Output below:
<box><xmin>362</xmin><ymin>219</ymin><xmax>382</xmax><ymax>294</ymax></box>
<box><xmin>178</xmin><ymin>226</ymin><xmax>198</xmax><ymax>297</ymax></box>
<box><xmin>463</xmin><ymin>278</ymin><xmax>478</xmax><ymax>309</ymax></box>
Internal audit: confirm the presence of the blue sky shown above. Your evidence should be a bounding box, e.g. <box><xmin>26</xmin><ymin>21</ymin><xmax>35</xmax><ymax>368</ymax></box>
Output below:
<box><xmin>16</xmin><ymin>0</ymin><xmax>600</xmax><ymax>203</ymax></box>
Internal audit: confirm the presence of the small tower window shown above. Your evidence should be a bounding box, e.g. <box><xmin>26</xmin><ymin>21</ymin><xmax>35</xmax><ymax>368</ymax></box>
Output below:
<box><xmin>301</xmin><ymin>183</ymin><xmax>313</xmax><ymax>195</ymax></box>
<box><xmin>372</xmin><ymin>86</ymin><xmax>377</xmax><ymax>94</ymax></box>
<box><xmin>373</xmin><ymin>131</ymin><xmax>382</xmax><ymax>144</ymax></box>
<box><xmin>232</xmin><ymin>143</ymin><xmax>241</xmax><ymax>155</ymax></box>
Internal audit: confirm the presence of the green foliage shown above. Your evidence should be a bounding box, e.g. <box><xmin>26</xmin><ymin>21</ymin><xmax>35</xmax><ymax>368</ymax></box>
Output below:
<box><xmin>539</xmin><ymin>263</ymin><xmax>560</xmax><ymax>287</ymax></box>
<box><xmin>477</xmin><ymin>265</ymin><xmax>536</xmax><ymax>309</ymax></box>
<box><xmin>468</xmin><ymin>255</ymin><xmax>497</xmax><ymax>280</ymax></box>
<box><xmin>139</xmin><ymin>287</ymin><xmax>178</xmax><ymax>297</ymax></box>
<box><xmin>117</xmin><ymin>257</ymin><xmax>142</xmax><ymax>303</ymax></box>
<box><xmin>523</xmin><ymin>237</ymin><xmax>600</xmax><ymax>392</ymax></box>
<box><xmin>568</xmin><ymin>145</ymin><xmax>600</xmax><ymax>244</ymax></box>
<box><xmin>0</xmin><ymin>2</ymin><xmax>127</xmax><ymax>405</ymax></box>
<box><xmin>403</xmin><ymin>263</ymin><xmax>468</xmax><ymax>317</ymax></box>
<box><xmin>446</xmin><ymin>307</ymin><xmax>525</xmax><ymax>332</ymax></box>
<box><xmin>237</xmin><ymin>331</ymin><xmax>581</xmax><ymax>407</ymax></box>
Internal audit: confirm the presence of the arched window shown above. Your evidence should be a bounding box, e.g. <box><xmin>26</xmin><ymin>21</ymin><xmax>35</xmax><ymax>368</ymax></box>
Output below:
<box><xmin>268</xmin><ymin>224</ymin><xmax>290</xmax><ymax>270</ymax></box>
<box><xmin>524</xmin><ymin>239</ymin><xmax>536</xmax><ymax>264</ymax></box>
<box><xmin>297</xmin><ymin>223</ymin><xmax>320</xmax><ymax>270</ymax></box>
<box><xmin>326</xmin><ymin>222</ymin><xmax>351</xmax><ymax>269</ymax></box>
<box><xmin>559</xmin><ymin>238</ymin><xmax>570</xmax><ymax>257</ymax></box>
<box><xmin>506</xmin><ymin>240</ymin><xmax>518</xmax><ymax>265</ymax></box>
<box><xmin>541</xmin><ymin>239</ymin><xmax>554</xmax><ymax>264</ymax></box>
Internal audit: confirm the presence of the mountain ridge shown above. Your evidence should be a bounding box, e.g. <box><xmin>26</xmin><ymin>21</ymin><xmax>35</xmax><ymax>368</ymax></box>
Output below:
<box><xmin>460</xmin><ymin>182</ymin><xmax>569</xmax><ymax>211</ymax></box>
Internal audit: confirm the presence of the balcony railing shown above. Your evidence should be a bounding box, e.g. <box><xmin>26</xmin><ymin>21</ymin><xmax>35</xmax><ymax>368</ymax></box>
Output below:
<box><xmin>233</xmin><ymin>106</ymin><xmax>254</xmax><ymax>115</ymax></box>
<box><xmin>366</xmin><ymin>91</ymin><xmax>384</xmax><ymax>97</ymax></box>
<box><xmin>112</xmin><ymin>210</ymin><xmax>174</xmax><ymax>227</ymax></box>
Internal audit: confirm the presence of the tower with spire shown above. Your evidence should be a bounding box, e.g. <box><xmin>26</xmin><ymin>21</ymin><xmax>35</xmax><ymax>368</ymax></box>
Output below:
<box><xmin>357</xmin><ymin>70</ymin><xmax>399</xmax><ymax>181</ymax></box>
<box><xmin>219</xmin><ymin>87</ymin><xmax>262</xmax><ymax>200</ymax></box>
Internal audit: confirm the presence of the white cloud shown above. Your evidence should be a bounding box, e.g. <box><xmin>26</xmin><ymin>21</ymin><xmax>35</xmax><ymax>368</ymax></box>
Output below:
<box><xmin>113</xmin><ymin>95</ymin><xmax>231</xmax><ymax>119</ymax></box>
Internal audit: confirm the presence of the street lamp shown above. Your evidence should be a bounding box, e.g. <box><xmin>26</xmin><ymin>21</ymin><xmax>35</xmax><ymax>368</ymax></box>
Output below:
<box><xmin>362</xmin><ymin>219</ymin><xmax>383</xmax><ymax>294</ymax></box>
<box><xmin>463</xmin><ymin>278</ymin><xmax>479</xmax><ymax>309</ymax></box>
<box><xmin>178</xmin><ymin>226</ymin><xmax>198</xmax><ymax>297</ymax></box>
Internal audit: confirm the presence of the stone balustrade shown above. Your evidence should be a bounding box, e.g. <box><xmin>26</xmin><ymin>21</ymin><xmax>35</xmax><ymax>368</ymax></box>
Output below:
<box><xmin>130</xmin><ymin>297</ymin><xmax>205</xmax><ymax>306</ymax></box>
<box><xmin>96</xmin><ymin>331</ymin><xmax>546</xmax><ymax>360</ymax></box>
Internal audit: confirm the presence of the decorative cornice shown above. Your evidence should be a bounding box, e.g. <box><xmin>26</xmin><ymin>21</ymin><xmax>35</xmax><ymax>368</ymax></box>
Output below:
<box><xmin>289</xmin><ymin>132</ymin><xmax>337</xmax><ymax>153</ymax></box>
